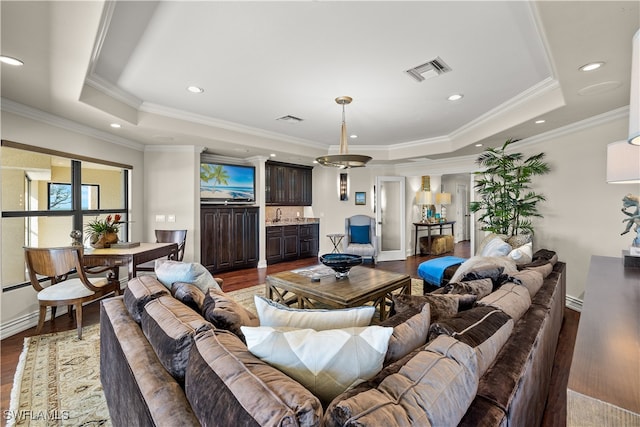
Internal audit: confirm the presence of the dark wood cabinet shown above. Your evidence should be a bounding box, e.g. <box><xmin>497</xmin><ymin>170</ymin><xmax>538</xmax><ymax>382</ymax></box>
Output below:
<box><xmin>266</xmin><ymin>223</ymin><xmax>319</xmax><ymax>264</ymax></box>
<box><xmin>265</xmin><ymin>161</ymin><xmax>313</xmax><ymax>206</ymax></box>
<box><xmin>201</xmin><ymin>205</ymin><xmax>259</xmax><ymax>273</ymax></box>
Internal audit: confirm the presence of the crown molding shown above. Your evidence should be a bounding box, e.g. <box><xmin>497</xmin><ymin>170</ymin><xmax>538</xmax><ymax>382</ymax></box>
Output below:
<box><xmin>1</xmin><ymin>98</ymin><xmax>144</xmax><ymax>151</ymax></box>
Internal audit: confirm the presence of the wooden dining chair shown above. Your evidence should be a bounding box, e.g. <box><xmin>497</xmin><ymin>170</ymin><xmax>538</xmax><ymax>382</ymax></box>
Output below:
<box><xmin>136</xmin><ymin>229</ymin><xmax>188</xmax><ymax>272</ymax></box>
<box><xmin>24</xmin><ymin>246</ymin><xmax>120</xmax><ymax>339</ymax></box>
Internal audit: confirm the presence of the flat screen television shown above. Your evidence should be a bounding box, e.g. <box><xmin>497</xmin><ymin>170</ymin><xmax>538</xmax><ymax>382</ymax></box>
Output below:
<box><xmin>200</xmin><ymin>162</ymin><xmax>256</xmax><ymax>204</ymax></box>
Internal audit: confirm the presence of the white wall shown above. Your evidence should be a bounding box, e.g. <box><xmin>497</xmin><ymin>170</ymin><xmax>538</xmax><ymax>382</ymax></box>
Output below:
<box><xmin>0</xmin><ymin>110</ymin><xmax>145</xmax><ymax>338</ymax></box>
<box><xmin>143</xmin><ymin>146</ymin><xmax>200</xmax><ymax>262</ymax></box>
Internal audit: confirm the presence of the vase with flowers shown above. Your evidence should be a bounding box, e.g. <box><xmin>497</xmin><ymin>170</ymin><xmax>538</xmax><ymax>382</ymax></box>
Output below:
<box><xmin>85</xmin><ymin>214</ymin><xmax>123</xmax><ymax>248</ymax></box>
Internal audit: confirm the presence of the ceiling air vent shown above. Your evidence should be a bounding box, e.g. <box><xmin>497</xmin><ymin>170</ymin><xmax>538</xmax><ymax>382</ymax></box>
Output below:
<box><xmin>276</xmin><ymin>115</ymin><xmax>304</xmax><ymax>123</ymax></box>
<box><xmin>405</xmin><ymin>57</ymin><xmax>452</xmax><ymax>82</ymax></box>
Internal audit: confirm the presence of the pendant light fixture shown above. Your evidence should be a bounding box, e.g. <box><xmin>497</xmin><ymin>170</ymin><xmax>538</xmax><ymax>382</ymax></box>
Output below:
<box><xmin>315</xmin><ymin>96</ymin><xmax>372</xmax><ymax>168</ymax></box>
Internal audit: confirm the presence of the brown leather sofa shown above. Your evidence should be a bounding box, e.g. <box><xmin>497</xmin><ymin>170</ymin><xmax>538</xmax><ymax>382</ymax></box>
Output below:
<box><xmin>100</xmin><ymin>256</ymin><xmax>565</xmax><ymax>426</ymax></box>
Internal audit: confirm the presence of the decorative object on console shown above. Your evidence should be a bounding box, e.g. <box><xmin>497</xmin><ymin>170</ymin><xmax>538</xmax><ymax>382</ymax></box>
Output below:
<box><xmin>470</xmin><ymin>138</ymin><xmax>550</xmax><ymax>237</ymax></box>
<box><xmin>606</xmin><ymin>140</ymin><xmax>640</xmax><ymax>262</ymax></box>
<box><xmin>315</xmin><ymin>96</ymin><xmax>372</xmax><ymax>168</ymax></box>
<box><xmin>320</xmin><ymin>253</ymin><xmax>363</xmax><ymax>278</ymax></box>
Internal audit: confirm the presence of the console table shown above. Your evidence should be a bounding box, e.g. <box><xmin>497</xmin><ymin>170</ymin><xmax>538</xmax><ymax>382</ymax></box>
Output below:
<box><xmin>567</xmin><ymin>256</ymin><xmax>640</xmax><ymax>426</ymax></box>
<box><xmin>413</xmin><ymin>221</ymin><xmax>455</xmax><ymax>256</ymax></box>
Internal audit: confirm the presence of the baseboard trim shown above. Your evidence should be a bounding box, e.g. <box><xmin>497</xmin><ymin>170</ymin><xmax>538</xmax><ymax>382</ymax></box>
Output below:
<box><xmin>566</xmin><ymin>294</ymin><xmax>583</xmax><ymax>312</ymax></box>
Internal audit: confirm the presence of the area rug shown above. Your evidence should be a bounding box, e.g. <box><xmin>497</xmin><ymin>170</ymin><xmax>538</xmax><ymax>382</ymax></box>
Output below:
<box><xmin>7</xmin><ymin>323</ymin><xmax>111</xmax><ymax>427</ymax></box>
<box><xmin>8</xmin><ymin>277</ymin><xmax>422</xmax><ymax>426</ymax></box>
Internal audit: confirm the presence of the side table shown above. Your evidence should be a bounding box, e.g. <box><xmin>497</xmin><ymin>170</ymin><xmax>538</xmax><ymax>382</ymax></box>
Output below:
<box><xmin>326</xmin><ymin>233</ymin><xmax>345</xmax><ymax>253</ymax></box>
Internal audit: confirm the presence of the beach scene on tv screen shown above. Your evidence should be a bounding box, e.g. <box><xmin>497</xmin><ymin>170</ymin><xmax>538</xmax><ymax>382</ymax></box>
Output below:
<box><xmin>200</xmin><ymin>163</ymin><xmax>255</xmax><ymax>200</ymax></box>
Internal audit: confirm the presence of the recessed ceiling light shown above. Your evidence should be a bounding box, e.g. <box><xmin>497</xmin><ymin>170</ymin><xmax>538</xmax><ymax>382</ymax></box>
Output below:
<box><xmin>110</xmin><ymin>123</ymin><xmax>121</xmax><ymax>128</ymax></box>
<box><xmin>270</xmin><ymin>153</ymin><xmax>276</xmax><ymax>157</ymax></box>
<box><xmin>475</xmin><ymin>143</ymin><xmax>483</xmax><ymax>147</ymax></box>
<box><xmin>580</xmin><ymin>62</ymin><xmax>604</xmax><ymax>72</ymax></box>
<box><xmin>187</xmin><ymin>86</ymin><xmax>204</xmax><ymax>93</ymax></box>
<box><xmin>0</xmin><ymin>55</ymin><xmax>24</xmax><ymax>66</ymax></box>
<box><xmin>447</xmin><ymin>94</ymin><xmax>464</xmax><ymax>101</ymax></box>
<box><xmin>535</xmin><ymin>119</ymin><xmax>546</xmax><ymax>124</ymax></box>
<box><xmin>350</xmin><ymin>134</ymin><xmax>358</xmax><ymax>139</ymax></box>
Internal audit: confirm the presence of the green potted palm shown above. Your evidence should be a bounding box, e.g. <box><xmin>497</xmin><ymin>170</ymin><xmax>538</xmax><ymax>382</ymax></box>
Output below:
<box><xmin>470</xmin><ymin>139</ymin><xmax>550</xmax><ymax>238</ymax></box>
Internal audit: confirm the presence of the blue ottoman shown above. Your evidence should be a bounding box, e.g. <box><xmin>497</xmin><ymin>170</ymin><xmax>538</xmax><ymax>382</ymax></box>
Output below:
<box><xmin>417</xmin><ymin>256</ymin><xmax>466</xmax><ymax>293</ymax></box>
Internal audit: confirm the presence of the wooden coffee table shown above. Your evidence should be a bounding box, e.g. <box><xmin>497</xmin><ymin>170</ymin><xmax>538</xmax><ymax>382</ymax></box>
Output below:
<box><xmin>265</xmin><ymin>266</ymin><xmax>411</xmax><ymax>321</ymax></box>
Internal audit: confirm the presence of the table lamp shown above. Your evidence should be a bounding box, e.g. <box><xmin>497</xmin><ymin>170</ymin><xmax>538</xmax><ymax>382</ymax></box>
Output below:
<box><xmin>436</xmin><ymin>192</ymin><xmax>452</xmax><ymax>221</ymax></box>
<box><xmin>416</xmin><ymin>190</ymin><xmax>432</xmax><ymax>222</ymax></box>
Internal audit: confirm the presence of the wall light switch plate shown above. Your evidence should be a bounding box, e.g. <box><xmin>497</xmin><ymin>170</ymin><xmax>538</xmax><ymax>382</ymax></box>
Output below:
<box><xmin>155</xmin><ymin>215</ymin><xmax>166</xmax><ymax>222</ymax></box>
<box><xmin>167</xmin><ymin>215</ymin><xmax>176</xmax><ymax>223</ymax></box>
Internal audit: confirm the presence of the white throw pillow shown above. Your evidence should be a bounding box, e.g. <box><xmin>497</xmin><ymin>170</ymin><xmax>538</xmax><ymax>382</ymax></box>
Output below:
<box><xmin>480</xmin><ymin>237</ymin><xmax>512</xmax><ymax>257</ymax></box>
<box><xmin>155</xmin><ymin>260</ymin><xmax>221</xmax><ymax>293</ymax></box>
<box><xmin>507</xmin><ymin>241</ymin><xmax>533</xmax><ymax>265</ymax></box>
<box><xmin>254</xmin><ymin>295</ymin><xmax>375</xmax><ymax>330</ymax></box>
<box><xmin>241</xmin><ymin>325</ymin><xmax>393</xmax><ymax>404</ymax></box>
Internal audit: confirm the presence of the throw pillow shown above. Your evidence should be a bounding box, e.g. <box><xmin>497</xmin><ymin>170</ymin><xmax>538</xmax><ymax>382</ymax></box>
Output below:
<box><xmin>378</xmin><ymin>304</ymin><xmax>430</xmax><ymax>364</ymax></box>
<box><xmin>461</xmin><ymin>266</ymin><xmax>505</xmax><ymax>290</ymax></box>
<box><xmin>171</xmin><ymin>282</ymin><xmax>206</xmax><ymax>312</ymax></box>
<box><xmin>254</xmin><ymin>295</ymin><xmax>375</xmax><ymax>330</ymax></box>
<box><xmin>443</xmin><ymin>278</ymin><xmax>493</xmax><ymax>300</ymax></box>
<box><xmin>202</xmin><ymin>289</ymin><xmax>259</xmax><ymax>342</ymax></box>
<box><xmin>392</xmin><ymin>293</ymin><xmax>476</xmax><ymax>322</ymax></box>
<box><xmin>480</xmin><ymin>237</ymin><xmax>512</xmax><ymax>257</ymax></box>
<box><xmin>350</xmin><ymin>225</ymin><xmax>371</xmax><ymax>244</ymax></box>
<box><xmin>507</xmin><ymin>241</ymin><xmax>533</xmax><ymax>265</ymax></box>
<box><xmin>155</xmin><ymin>259</ymin><xmax>222</xmax><ymax>293</ymax></box>
<box><xmin>449</xmin><ymin>256</ymin><xmax>518</xmax><ymax>283</ymax></box>
<box><xmin>241</xmin><ymin>325</ymin><xmax>393</xmax><ymax>405</ymax></box>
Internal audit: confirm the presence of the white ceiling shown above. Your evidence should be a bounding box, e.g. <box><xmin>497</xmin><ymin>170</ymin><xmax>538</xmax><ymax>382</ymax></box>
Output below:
<box><xmin>1</xmin><ymin>1</ymin><xmax>638</xmax><ymax>166</ymax></box>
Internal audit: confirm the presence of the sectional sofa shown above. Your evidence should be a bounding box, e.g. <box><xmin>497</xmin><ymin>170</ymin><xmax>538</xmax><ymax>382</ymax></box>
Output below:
<box><xmin>100</xmin><ymin>251</ymin><xmax>565</xmax><ymax>426</ymax></box>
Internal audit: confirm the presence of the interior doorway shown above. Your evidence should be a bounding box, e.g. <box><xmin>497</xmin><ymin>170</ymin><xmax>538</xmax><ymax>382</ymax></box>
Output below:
<box><xmin>375</xmin><ymin>176</ymin><xmax>406</xmax><ymax>262</ymax></box>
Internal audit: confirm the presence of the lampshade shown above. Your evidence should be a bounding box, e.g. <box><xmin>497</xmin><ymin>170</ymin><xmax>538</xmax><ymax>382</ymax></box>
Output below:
<box><xmin>436</xmin><ymin>192</ymin><xmax>451</xmax><ymax>205</ymax></box>
<box><xmin>607</xmin><ymin>140</ymin><xmax>640</xmax><ymax>183</ymax></box>
<box><xmin>416</xmin><ymin>190</ymin><xmax>432</xmax><ymax>205</ymax></box>
<box><xmin>629</xmin><ymin>29</ymin><xmax>639</xmax><ymax>145</ymax></box>
<box><xmin>315</xmin><ymin>97</ymin><xmax>372</xmax><ymax>168</ymax></box>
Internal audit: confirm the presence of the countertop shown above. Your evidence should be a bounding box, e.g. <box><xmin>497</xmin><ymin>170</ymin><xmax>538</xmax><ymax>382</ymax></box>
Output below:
<box><xmin>265</xmin><ymin>218</ymin><xmax>319</xmax><ymax>227</ymax></box>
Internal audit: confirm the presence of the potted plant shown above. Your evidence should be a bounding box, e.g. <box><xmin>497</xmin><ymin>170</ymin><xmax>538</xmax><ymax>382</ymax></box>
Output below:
<box><xmin>85</xmin><ymin>214</ymin><xmax>122</xmax><ymax>248</ymax></box>
<box><xmin>470</xmin><ymin>139</ymin><xmax>550</xmax><ymax>238</ymax></box>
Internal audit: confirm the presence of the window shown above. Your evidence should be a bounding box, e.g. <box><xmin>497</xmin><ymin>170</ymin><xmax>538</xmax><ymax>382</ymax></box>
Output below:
<box><xmin>1</xmin><ymin>140</ymin><xmax>132</xmax><ymax>291</ymax></box>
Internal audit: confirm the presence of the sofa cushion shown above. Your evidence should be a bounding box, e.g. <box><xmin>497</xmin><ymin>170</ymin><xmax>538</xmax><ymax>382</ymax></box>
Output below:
<box><xmin>378</xmin><ymin>304</ymin><xmax>430</xmax><ymax>365</ymax></box>
<box><xmin>477</xmin><ymin>282</ymin><xmax>531</xmax><ymax>322</ymax></box>
<box><xmin>512</xmin><ymin>269</ymin><xmax>544</xmax><ymax>298</ymax></box>
<box><xmin>392</xmin><ymin>293</ymin><xmax>477</xmax><ymax>322</ymax></box>
<box><xmin>241</xmin><ymin>325</ymin><xmax>393</xmax><ymax>405</ymax></box>
<box><xmin>123</xmin><ymin>275</ymin><xmax>170</xmax><ymax>323</ymax></box>
<box><xmin>450</xmin><ymin>256</ymin><xmax>518</xmax><ymax>283</ymax></box>
<box><xmin>254</xmin><ymin>295</ymin><xmax>375</xmax><ymax>330</ymax></box>
<box><xmin>428</xmin><ymin>306</ymin><xmax>514</xmax><ymax>376</ymax></box>
<box><xmin>171</xmin><ymin>281</ymin><xmax>205</xmax><ymax>312</ymax></box>
<box><xmin>186</xmin><ymin>329</ymin><xmax>323</xmax><ymax>427</ymax></box>
<box><xmin>525</xmin><ymin>262</ymin><xmax>553</xmax><ymax>279</ymax></box>
<box><xmin>155</xmin><ymin>259</ymin><xmax>222</xmax><ymax>293</ymax></box>
<box><xmin>141</xmin><ymin>295</ymin><xmax>212</xmax><ymax>383</ymax></box>
<box><xmin>443</xmin><ymin>278</ymin><xmax>493</xmax><ymax>300</ymax></box>
<box><xmin>202</xmin><ymin>289</ymin><xmax>259</xmax><ymax>343</ymax></box>
<box><xmin>323</xmin><ymin>335</ymin><xmax>479</xmax><ymax>427</ymax></box>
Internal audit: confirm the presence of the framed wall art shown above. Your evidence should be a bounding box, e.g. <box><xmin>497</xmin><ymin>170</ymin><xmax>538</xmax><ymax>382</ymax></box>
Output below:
<box><xmin>355</xmin><ymin>191</ymin><xmax>366</xmax><ymax>205</ymax></box>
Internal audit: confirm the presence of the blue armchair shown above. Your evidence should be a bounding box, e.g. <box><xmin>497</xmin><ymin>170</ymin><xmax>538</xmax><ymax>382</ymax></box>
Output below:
<box><xmin>343</xmin><ymin>215</ymin><xmax>378</xmax><ymax>264</ymax></box>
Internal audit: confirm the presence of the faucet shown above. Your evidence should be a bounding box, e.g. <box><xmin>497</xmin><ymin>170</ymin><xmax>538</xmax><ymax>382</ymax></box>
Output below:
<box><xmin>275</xmin><ymin>208</ymin><xmax>282</xmax><ymax>223</ymax></box>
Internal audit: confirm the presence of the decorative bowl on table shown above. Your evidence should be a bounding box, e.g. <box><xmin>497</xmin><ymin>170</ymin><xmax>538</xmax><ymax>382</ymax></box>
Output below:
<box><xmin>319</xmin><ymin>253</ymin><xmax>363</xmax><ymax>279</ymax></box>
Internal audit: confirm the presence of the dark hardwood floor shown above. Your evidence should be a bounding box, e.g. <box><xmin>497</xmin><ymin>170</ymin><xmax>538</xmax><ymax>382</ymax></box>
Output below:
<box><xmin>0</xmin><ymin>242</ymin><xmax>577</xmax><ymax>426</ymax></box>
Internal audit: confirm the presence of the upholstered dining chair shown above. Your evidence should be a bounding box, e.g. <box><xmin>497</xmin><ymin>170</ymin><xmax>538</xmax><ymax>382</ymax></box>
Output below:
<box><xmin>137</xmin><ymin>229</ymin><xmax>188</xmax><ymax>272</ymax></box>
<box><xmin>24</xmin><ymin>246</ymin><xmax>120</xmax><ymax>339</ymax></box>
<box><xmin>343</xmin><ymin>215</ymin><xmax>378</xmax><ymax>264</ymax></box>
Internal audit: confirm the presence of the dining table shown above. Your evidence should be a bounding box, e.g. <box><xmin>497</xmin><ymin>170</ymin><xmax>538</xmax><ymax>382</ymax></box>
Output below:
<box><xmin>82</xmin><ymin>242</ymin><xmax>178</xmax><ymax>280</ymax></box>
